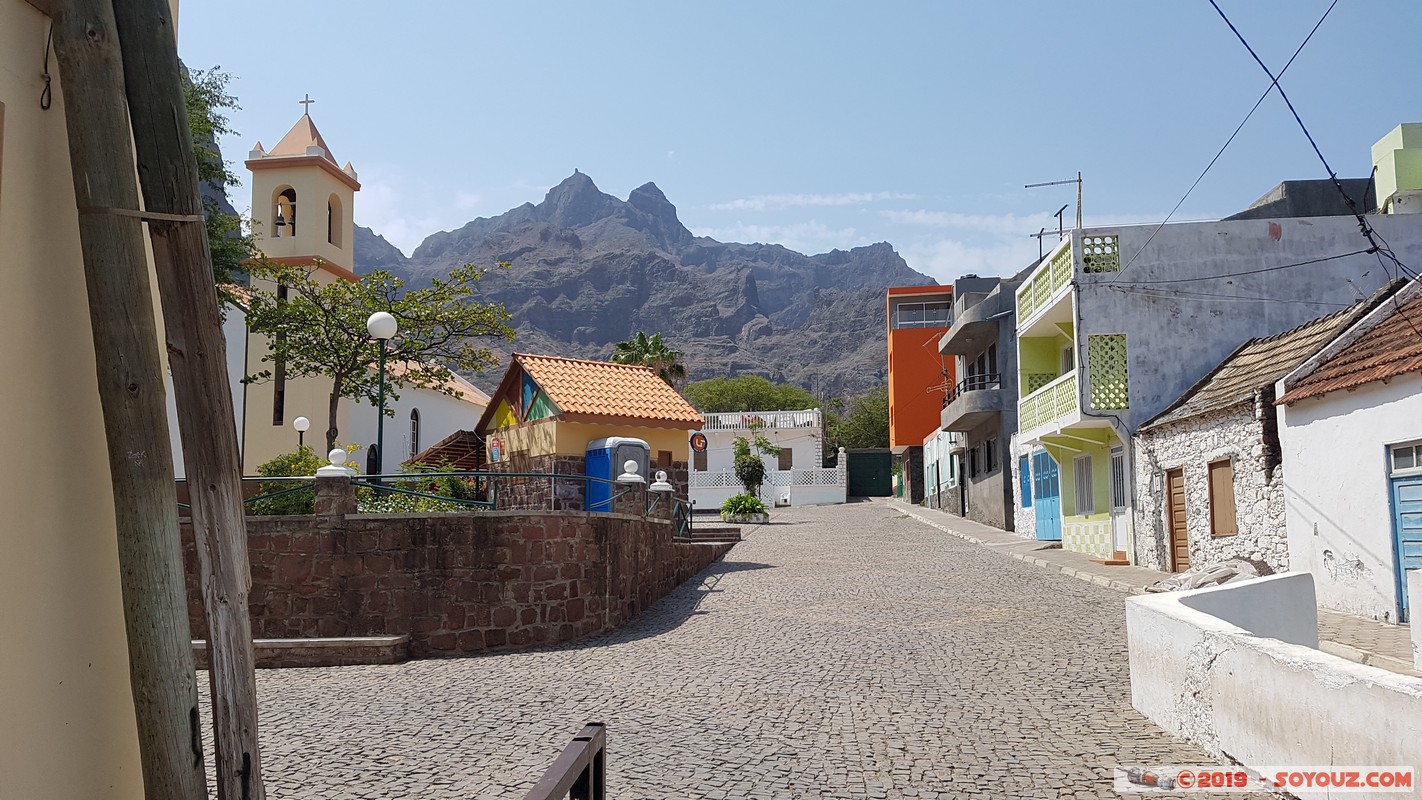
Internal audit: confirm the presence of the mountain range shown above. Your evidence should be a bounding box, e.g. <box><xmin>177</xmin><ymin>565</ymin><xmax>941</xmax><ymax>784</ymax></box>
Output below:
<box><xmin>352</xmin><ymin>171</ymin><xmax>935</xmax><ymax>397</ymax></box>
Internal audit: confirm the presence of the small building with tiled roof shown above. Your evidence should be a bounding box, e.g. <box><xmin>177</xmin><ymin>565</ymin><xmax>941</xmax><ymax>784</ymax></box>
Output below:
<box><xmin>475</xmin><ymin>354</ymin><xmax>703</xmax><ymax>510</ymax></box>
<box><xmin>1131</xmin><ymin>288</ymin><xmax>1398</xmax><ymax>575</ymax></box>
<box><xmin>1275</xmin><ymin>278</ymin><xmax>1422</xmax><ymax>623</ymax></box>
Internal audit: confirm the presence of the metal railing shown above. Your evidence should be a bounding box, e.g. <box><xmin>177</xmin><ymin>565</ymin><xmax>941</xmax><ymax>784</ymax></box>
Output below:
<box><xmin>943</xmin><ymin>372</ymin><xmax>1001</xmax><ymax>405</ymax></box>
<box><xmin>700</xmin><ymin>409</ymin><xmax>820</xmax><ymax>431</ymax></box>
<box><xmin>183</xmin><ymin>471</ymin><xmax>695</xmax><ymax>526</ymax></box>
<box><xmin>523</xmin><ymin>723</ymin><xmax>606</xmax><ymax>800</ymax></box>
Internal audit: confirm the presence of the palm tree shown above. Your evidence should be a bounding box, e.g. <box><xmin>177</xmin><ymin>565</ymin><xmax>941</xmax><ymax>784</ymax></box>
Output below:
<box><xmin>611</xmin><ymin>331</ymin><xmax>688</xmax><ymax>389</ymax></box>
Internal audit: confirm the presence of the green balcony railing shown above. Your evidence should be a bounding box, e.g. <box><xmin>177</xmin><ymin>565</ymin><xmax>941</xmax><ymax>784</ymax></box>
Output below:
<box><xmin>1016</xmin><ymin>240</ymin><xmax>1074</xmax><ymax>323</ymax></box>
<box><xmin>1018</xmin><ymin>369</ymin><xmax>1079</xmax><ymax>433</ymax></box>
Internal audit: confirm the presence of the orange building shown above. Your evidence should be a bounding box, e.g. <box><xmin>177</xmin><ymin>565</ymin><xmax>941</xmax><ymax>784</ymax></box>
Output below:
<box><xmin>886</xmin><ymin>286</ymin><xmax>955</xmax><ymax>502</ymax></box>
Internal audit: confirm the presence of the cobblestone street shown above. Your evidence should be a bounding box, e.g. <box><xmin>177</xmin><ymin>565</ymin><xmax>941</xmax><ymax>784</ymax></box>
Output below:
<box><xmin>205</xmin><ymin>500</ymin><xmax>1212</xmax><ymax>799</ymax></box>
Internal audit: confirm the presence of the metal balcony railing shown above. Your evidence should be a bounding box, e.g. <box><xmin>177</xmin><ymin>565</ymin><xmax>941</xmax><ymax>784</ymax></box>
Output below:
<box><xmin>942</xmin><ymin>373</ymin><xmax>1002</xmax><ymax>406</ymax></box>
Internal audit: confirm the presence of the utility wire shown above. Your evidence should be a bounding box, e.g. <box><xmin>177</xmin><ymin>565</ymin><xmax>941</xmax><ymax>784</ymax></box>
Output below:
<box><xmin>1112</xmin><ymin>0</ymin><xmax>1338</xmax><ymax>282</ymax></box>
<box><xmin>1104</xmin><ymin>284</ymin><xmax>1352</xmax><ymax>308</ymax></box>
<box><xmin>1207</xmin><ymin>0</ymin><xmax>1422</xmax><ymax>339</ymax></box>
<box><xmin>1112</xmin><ymin>248</ymin><xmax>1371</xmax><ymax>285</ymax></box>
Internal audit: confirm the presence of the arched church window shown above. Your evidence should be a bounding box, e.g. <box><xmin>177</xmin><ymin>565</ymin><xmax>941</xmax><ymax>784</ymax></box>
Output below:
<box><xmin>409</xmin><ymin>409</ymin><xmax>421</xmax><ymax>458</ymax></box>
<box><xmin>273</xmin><ymin>187</ymin><xmax>297</xmax><ymax>237</ymax></box>
<box><xmin>327</xmin><ymin>193</ymin><xmax>343</xmax><ymax>247</ymax></box>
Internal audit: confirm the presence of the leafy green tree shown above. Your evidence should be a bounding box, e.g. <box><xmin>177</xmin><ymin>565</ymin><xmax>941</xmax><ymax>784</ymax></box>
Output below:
<box><xmin>731</xmin><ymin>430</ymin><xmax>781</xmax><ymax>496</ymax></box>
<box><xmin>181</xmin><ymin>66</ymin><xmax>255</xmax><ymax>294</ymax></box>
<box><xmin>683</xmin><ymin>375</ymin><xmax>819</xmax><ymax>412</ymax></box>
<box><xmin>826</xmin><ymin>386</ymin><xmax>890</xmax><ymax>450</ymax></box>
<box><xmin>243</xmin><ymin>261</ymin><xmax>514</xmax><ymax>451</ymax></box>
<box><xmin>610</xmin><ymin>332</ymin><xmax>687</xmax><ymax>388</ymax></box>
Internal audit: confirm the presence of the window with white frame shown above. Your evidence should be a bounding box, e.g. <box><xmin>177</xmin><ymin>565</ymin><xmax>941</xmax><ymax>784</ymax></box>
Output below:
<box><xmin>1390</xmin><ymin>441</ymin><xmax>1422</xmax><ymax>477</ymax></box>
<box><xmin>1074</xmin><ymin>455</ymin><xmax>1094</xmax><ymax>515</ymax></box>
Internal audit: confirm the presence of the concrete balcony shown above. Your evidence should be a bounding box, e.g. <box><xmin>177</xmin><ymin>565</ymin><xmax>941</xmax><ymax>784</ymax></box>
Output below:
<box><xmin>939</xmin><ymin>291</ymin><xmax>1008</xmax><ymax>356</ymax></box>
<box><xmin>1017</xmin><ymin>369</ymin><xmax>1081</xmax><ymax>441</ymax></box>
<box><xmin>1015</xmin><ymin>232</ymin><xmax>1120</xmax><ymax>333</ymax></box>
<box><xmin>940</xmin><ymin>374</ymin><xmax>1006</xmax><ymax>432</ymax></box>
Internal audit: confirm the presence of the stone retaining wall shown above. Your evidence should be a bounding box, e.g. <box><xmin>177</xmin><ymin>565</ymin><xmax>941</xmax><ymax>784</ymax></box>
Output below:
<box><xmin>182</xmin><ymin>478</ymin><xmax>731</xmax><ymax>659</ymax></box>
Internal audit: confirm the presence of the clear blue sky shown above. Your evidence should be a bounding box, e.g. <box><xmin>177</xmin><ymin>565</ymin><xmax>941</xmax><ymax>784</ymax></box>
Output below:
<box><xmin>179</xmin><ymin>1</ymin><xmax>1419</xmax><ymax>282</ymax></box>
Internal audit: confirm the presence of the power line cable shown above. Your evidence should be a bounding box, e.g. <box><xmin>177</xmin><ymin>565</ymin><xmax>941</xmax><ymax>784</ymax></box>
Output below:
<box><xmin>1104</xmin><ymin>284</ymin><xmax>1353</xmax><ymax>308</ymax></box>
<box><xmin>1112</xmin><ymin>0</ymin><xmax>1338</xmax><ymax>282</ymax></box>
<box><xmin>1207</xmin><ymin>0</ymin><xmax>1422</xmax><ymax>338</ymax></box>
<box><xmin>1112</xmin><ymin>248</ymin><xmax>1370</xmax><ymax>285</ymax></box>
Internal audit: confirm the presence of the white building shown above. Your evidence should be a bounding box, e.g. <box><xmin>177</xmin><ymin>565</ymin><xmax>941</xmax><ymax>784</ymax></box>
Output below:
<box><xmin>166</xmin><ymin>111</ymin><xmax>489</xmax><ymax>477</ymax></box>
<box><xmin>688</xmin><ymin>409</ymin><xmax>846</xmax><ymax>510</ymax></box>
<box><xmin>922</xmin><ymin>428</ymin><xmax>963</xmax><ymax>512</ymax></box>
<box><xmin>1276</xmin><ymin>279</ymin><xmax>1422</xmax><ymax>623</ymax></box>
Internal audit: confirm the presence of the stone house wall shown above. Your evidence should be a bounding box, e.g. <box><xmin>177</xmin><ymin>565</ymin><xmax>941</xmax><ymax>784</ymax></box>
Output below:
<box><xmin>1010</xmin><ymin>434</ymin><xmax>1037</xmax><ymax>540</ymax></box>
<box><xmin>1132</xmin><ymin>404</ymin><xmax>1286</xmax><ymax>573</ymax></box>
<box><xmin>181</xmin><ymin>480</ymin><xmax>731</xmax><ymax>658</ymax></box>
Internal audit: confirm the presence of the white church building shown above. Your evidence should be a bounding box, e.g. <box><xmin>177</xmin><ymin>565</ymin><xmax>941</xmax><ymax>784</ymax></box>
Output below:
<box><xmin>167</xmin><ymin>109</ymin><xmax>488</xmax><ymax>477</ymax></box>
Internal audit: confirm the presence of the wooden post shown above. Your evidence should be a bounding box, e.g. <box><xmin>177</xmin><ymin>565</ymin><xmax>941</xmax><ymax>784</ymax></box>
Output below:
<box><xmin>108</xmin><ymin>2</ymin><xmax>266</xmax><ymax>799</ymax></box>
<box><xmin>48</xmin><ymin>2</ymin><xmax>207</xmax><ymax>798</ymax></box>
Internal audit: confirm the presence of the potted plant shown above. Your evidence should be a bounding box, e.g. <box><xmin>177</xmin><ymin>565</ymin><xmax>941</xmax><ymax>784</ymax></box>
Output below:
<box><xmin>720</xmin><ymin>430</ymin><xmax>778</xmax><ymax>523</ymax></box>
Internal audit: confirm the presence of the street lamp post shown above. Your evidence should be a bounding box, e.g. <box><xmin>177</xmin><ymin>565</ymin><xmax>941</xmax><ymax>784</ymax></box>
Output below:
<box><xmin>366</xmin><ymin>311</ymin><xmax>398</xmax><ymax>477</ymax></box>
<box><xmin>292</xmin><ymin>416</ymin><xmax>310</xmax><ymax>449</ymax></box>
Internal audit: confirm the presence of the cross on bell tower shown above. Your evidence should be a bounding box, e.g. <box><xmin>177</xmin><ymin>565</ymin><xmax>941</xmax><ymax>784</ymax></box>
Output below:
<box><xmin>299</xmin><ymin>94</ymin><xmax>315</xmax><ymax>114</ymax></box>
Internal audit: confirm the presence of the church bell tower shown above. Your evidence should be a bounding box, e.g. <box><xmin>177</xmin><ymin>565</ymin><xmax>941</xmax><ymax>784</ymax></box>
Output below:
<box><xmin>245</xmin><ymin>97</ymin><xmax>361</xmax><ymax>282</ymax></box>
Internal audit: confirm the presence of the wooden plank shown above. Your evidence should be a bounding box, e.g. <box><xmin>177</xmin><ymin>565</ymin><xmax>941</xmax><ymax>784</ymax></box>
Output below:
<box><xmin>48</xmin><ymin>1</ymin><xmax>207</xmax><ymax>796</ymax></box>
<box><xmin>108</xmin><ymin>1</ymin><xmax>266</xmax><ymax>798</ymax></box>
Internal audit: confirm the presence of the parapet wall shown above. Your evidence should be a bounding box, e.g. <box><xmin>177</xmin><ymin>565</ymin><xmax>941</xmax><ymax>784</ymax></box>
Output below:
<box><xmin>1127</xmin><ymin>574</ymin><xmax>1422</xmax><ymax>799</ymax></box>
<box><xmin>182</xmin><ymin>479</ymin><xmax>731</xmax><ymax>659</ymax></box>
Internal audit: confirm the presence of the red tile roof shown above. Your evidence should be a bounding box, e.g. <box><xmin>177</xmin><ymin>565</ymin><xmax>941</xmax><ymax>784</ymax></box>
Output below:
<box><xmin>1277</xmin><ymin>291</ymin><xmax>1422</xmax><ymax>404</ymax></box>
<box><xmin>498</xmin><ymin>353</ymin><xmax>702</xmax><ymax>428</ymax></box>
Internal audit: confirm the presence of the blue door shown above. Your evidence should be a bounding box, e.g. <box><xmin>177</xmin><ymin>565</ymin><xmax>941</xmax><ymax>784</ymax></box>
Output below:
<box><xmin>1033</xmin><ymin>451</ymin><xmax>1062</xmax><ymax>541</ymax></box>
<box><xmin>1392</xmin><ymin>476</ymin><xmax>1422</xmax><ymax>622</ymax></box>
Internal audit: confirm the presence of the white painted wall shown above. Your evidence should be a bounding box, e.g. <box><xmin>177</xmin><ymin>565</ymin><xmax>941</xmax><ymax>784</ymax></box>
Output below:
<box><xmin>164</xmin><ymin>300</ymin><xmax>487</xmax><ymax>476</ymax></box>
<box><xmin>168</xmin><ymin>304</ymin><xmax>248</xmax><ymax>479</ymax></box>
<box><xmin>347</xmin><ymin>384</ymin><xmax>484</xmax><ymax>469</ymax></box>
<box><xmin>1411</xmin><ymin>570</ymin><xmax>1422</xmax><ymax>670</ymax></box>
<box><xmin>1010</xmin><ymin>434</ymin><xmax>1036</xmax><ymax>539</ymax></box>
<box><xmin>689</xmin><ymin>411</ymin><xmax>843</xmax><ymax>509</ymax></box>
<box><xmin>1277</xmin><ymin>371</ymin><xmax>1422</xmax><ymax>622</ymax></box>
<box><xmin>1127</xmin><ymin>573</ymin><xmax>1422</xmax><ymax>799</ymax></box>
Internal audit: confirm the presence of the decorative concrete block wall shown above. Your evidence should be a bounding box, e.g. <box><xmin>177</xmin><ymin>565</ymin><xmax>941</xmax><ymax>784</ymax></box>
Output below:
<box><xmin>1133</xmin><ymin>406</ymin><xmax>1287</xmax><ymax>573</ymax></box>
<box><xmin>181</xmin><ymin>485</ymin><xmax>731</xmax><ymax>659</ymax></box>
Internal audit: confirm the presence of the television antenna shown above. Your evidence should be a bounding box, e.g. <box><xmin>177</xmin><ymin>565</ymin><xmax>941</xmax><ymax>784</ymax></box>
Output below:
<box><xmin>1025</xmin><ymin>172</ymin><xmax>1083</xmax><ymax>254</ymax></box>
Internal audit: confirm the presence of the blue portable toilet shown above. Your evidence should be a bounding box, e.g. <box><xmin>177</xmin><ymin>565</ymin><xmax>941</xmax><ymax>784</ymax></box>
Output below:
<box><xmin>585</xmin><ymin>436</ymin><xmax>651</xmax><ymax>513</ymax></box>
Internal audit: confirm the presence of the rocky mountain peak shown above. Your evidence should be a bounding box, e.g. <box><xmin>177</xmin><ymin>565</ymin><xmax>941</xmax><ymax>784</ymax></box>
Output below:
<box><xmin>539</xmin><ymin>170</ymin><xmax>621</xmax><ymax>229</ymax></box>
<box><xmin>624</xmin><ymin>181</ymin><xmax>692</xmax><ymax>253</ymax></box>
<box><xmin>354</xmin><ymin>173</ymin><xmax>934</xmax><ymax>395</ymax></box>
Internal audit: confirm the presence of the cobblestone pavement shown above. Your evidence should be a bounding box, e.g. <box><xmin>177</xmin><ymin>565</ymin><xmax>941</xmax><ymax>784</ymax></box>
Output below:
<box><xmin>202</xmin><ymin>499</ymin><xmax>1213</xmax><ymax>799</ymax></box>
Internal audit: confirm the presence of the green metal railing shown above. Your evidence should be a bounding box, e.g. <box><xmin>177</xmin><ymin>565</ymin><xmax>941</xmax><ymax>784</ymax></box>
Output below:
<box><xmin>182</xmin><ymin>471</ymin><xmax>694</xmax><ymax>534</ymax></box>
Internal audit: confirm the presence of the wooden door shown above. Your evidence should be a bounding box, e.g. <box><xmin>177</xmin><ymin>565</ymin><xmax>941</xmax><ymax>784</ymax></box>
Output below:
<box><xmin>1166</xmin><ymin>468</ymin><xmax>1189</xmax><ymax>571</ymax></box>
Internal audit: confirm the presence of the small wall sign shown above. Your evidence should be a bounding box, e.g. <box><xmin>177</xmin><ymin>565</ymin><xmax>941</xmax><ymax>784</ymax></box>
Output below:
<box><xmin>690</xmin><ymin>432</ymin><xmax>708</xmax><ymax>452</ymax></box>
<box><xmin>490</xmin><ymin>436</ymin><xmax>504</xmax><ymax>462</ymax></box>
